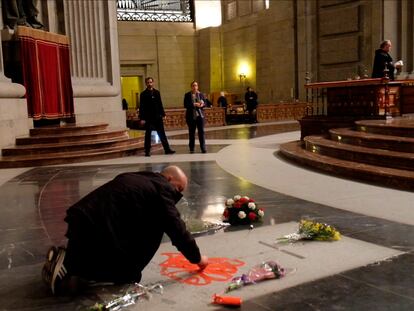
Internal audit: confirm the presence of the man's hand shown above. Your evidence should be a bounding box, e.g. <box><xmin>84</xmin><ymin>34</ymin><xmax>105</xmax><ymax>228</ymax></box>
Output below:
<box><xmin>197</xmin><ymin>255</ymin><xmax>209</xmax><ymax>270</ymax></box>
<box><xmin>140</xmin><ymin>120</ymin><xmax>146</xmax><ymax>126</ymax></box>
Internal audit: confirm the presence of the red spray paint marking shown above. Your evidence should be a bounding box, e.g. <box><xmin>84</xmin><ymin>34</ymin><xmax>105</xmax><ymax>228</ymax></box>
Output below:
<box><xmin>159</xmin><ymin>252</ymin><xmax>245</xmax><ymax>286</ymax></box>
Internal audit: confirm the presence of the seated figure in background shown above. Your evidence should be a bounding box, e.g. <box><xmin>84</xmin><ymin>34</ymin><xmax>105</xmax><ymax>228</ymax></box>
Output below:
<box><xmin>217</xmin><ymin>91</ymin><xmax>228</xmax><ymax>109</ymax></box>
<box><xmin>203</xmin><ymin>94</ymin><xmax>212</xmax><ymax>108</ymax></box>
<box><xmin>2</xmin><ymin>0</ymin><xmax>44</xmax><ymax>30</ymax></box>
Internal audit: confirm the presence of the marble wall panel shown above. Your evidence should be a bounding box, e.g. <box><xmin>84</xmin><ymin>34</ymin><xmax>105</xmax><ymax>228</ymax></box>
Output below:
<box><xmin>118</xmin><ymin>22</ymin><xmax>197</xmax><ymax>108</ymax></box>
<box><xmin>319</xmin><ymin>5</ymin><xmax>359</xmax><ymax>36</ymax></box>
<box><xmin>319</xmin><ymin>35</ymin><xmax>360</xmax><ymax>65</ymax></box>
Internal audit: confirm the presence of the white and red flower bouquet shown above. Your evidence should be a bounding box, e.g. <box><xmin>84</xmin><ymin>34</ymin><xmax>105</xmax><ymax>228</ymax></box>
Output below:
<box><xmin>222</xmin><ymin>195</ymin><xmax>264</xmax><ymax>225</ymax></box>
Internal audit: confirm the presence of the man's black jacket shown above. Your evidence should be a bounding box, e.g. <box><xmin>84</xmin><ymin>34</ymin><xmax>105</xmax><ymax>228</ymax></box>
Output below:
<box><xmin>372</xmin><ymin>48</ymin><xmax>395</xmax><ymax>80</ymax></box>
<box><xmin>65</xmin><ymin>171</ymin><xmax>201</xmax><ymax>274</ymax></box>
<box><xmin>139</xmin><ymin>88</ymin><xmax>166</xmax><ymax>123</ymax></box>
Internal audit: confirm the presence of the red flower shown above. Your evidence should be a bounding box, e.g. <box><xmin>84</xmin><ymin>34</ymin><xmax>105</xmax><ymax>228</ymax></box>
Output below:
<box><xmin>249</xmin><ymin>199</ymin><xmax>255</xmax><ymax>202</ymax></box>
<box><xmin>223</xmin><ymin>209</ymin><xmax>229</xmax><ymax>218</ymax></box>
<box><xmin>233</xmin><ymin>202</ymin><xmax>242</xmax><ymax>208</ymax></box>
<box><xmin>248</xmin><ymin>212</ymin><xmax>257</xmax><ymax>221</ymax></box>
<box><xmin>239</xmin><ymin>197</ymin><xmax>248</xmax><ymax>204</ymax></box>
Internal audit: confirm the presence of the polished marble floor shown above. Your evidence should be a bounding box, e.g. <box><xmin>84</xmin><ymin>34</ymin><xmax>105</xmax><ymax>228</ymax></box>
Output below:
<box><xmin>0</xmin><ymin>121</ymin><xmax>413</xmax><ymax>311</ymax></box>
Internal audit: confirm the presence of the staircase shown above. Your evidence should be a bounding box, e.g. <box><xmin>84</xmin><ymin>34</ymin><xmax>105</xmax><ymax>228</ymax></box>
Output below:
<box><xmin>279</xmin><ymin>118</ymin><xmax>414</xmax><ymax>191</ymax></box>
<box><xmin>0</xmin><ymin>123</ymin><xmax>147</xmax><ymax>168</ymax></box>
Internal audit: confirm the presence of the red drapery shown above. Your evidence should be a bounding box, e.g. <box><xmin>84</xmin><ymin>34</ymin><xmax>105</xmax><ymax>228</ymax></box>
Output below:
<box><xmin>16</xmin><ymin>26</ymin><xmax>74</xmax><ymax>120</ymax></box>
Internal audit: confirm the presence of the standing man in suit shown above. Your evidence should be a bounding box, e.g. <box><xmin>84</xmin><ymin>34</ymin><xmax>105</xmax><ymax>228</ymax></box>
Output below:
<box><xmin>371</xmin><ymin>40</ymin><xmax>403</xmax><ymax>81</ymax></box>
<box><xmin>139</xmin><ymin>77</ymin><xmax>175</xmax><ymax>157</ymax></box>
<box><xmin>184</xmin><ymin>81</ymin><xmax>207</xmax><ymax>154</ymax></box>
<box><xmin>245</xmin><ymin>87</ymin><xmax>258</xmax><ymax>123</ymax></box>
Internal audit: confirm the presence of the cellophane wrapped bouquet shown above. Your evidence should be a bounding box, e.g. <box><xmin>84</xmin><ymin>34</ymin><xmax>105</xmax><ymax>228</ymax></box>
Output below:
<box><xmin>226</xmin><ymin>261</ymin><xmax>285</xmax><ymax>292</ymax></box>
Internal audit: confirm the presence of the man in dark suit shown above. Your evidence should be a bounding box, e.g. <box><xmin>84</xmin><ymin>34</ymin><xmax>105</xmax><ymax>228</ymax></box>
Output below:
<box><xmin>42</xmin><ymin>165</ymin><xmax>209</xmax><ymax>295</ymax></box>
<box><xmin>371</xmin><ymin>40</ymin><xmax>402</xmax><ymax>80</ymax></box>
<box><xmin>138</xmin><ymin>77</ymin><xmax>175</xmax><ymax>156</ymax></box>
<box><xmin>184</xmin><ymin>81</ymin><xmax>207</xmax><ymax>153</ymax></box>
<box><xmin>245</xmin><ymin>87</ymin><xmax>258</xmax><ymax>123</ymax></box>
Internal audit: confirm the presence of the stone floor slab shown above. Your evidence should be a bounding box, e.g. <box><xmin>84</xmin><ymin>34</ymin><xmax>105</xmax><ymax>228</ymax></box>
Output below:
<box><xmin>125</xmin><ymin>222</ymin><xmax>403</xmax><ymax>311</ymax></box>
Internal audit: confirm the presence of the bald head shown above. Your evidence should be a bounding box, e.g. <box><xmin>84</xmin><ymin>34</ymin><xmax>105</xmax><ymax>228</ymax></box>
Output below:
<box><xmin>160</xmin><ymin>166</ymin><xmax>188</xmax><ymax>193</ymax></box>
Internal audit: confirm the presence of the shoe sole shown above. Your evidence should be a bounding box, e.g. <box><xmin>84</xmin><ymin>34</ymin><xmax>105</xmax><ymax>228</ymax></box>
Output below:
<box><xmin>43</xmin><ymin>247</ymin><xmax>67</xmax><ymax>295</ymax></box>
<box><xmin>42</xmin><ymin>246</ymin><xmax>57</xmax><ymax>285</ymax></box>
<box><xmin>51</xmin><ymin>248</ymin><xmax>67</xmax><ymax>294</ymax></box>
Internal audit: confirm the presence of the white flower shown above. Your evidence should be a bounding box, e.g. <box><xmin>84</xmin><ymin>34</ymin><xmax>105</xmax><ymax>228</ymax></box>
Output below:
<box><xmin>226</xmin><ymin>199</ymin><xmax>234</xmax><ymax>206</ymax></box>
<box><xmin>234</xmin><ymin>195</ymin><xmax>241</xmax><ymax>201</ymax></box>
<box><xmin>258</xmin><ymin>209</ymin><xmax>264</xmax><ymax>217</ymax></box>
<box><xmin>242</xmin><ymin>196</ymin><xmax>250</xmax><ymax>200</ymax></box>
<box><xmin>238</xmin><ymin>211</ymin><xmax>246</xmax><ymax>219</ymax></box>
<box><xmin>248</xmin><ymin>202</ymin><xmax>256</xmax><ymax>210</ymax></box>
<box><xmin>283</xmin><ymin>233</ymin><xmax>301</xmax><ymax>241</ymax></box>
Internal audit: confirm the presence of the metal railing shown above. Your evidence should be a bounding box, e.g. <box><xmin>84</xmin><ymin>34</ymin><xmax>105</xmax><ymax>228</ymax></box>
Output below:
<box><xmin>117</xmin><ymin>0</ymin><xmax>192</xmax><ymax>22</ymax></box>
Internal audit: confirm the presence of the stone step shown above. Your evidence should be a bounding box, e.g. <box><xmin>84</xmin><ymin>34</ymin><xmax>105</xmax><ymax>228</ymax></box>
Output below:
<box><xmin>29</xmin><ymin>123</ymin><xmax>109</xmax><ymax>136</ymax></box>
<box><xmin>0</xmin><ymin>139</ymin><xmax>145</xmax><ymax>168</ymax></box>
<box><xmin>15</xmin><ymin>129</ymin><xmax>129</xmax><ymax>145</ymax></box>
<box><xmin>279</xmin><ymin>140</ymin><xmax>414</xmax><ymax>191</ymax></box>
<box><xmin>304</xmin><ymin>135</ymin><xmax>414</xmax><ymax>171</ymax></box>
<box><xmin>355</xmin><ymin>118</ymin><xmax>414</xmax><ymax>137</ymax></box>
<box><xmin>329</xmin><ymin>128</ymin><xmax>414</xmax><ymax>153</ymax></box>
<box><xmin>2</xmin><ymin>136</ymin><xmax>138</xmax><ymax>156</ymax></box>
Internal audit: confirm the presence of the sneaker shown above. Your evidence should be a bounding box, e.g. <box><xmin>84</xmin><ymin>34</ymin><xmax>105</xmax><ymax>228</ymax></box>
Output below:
<box><xmin>42</xmin><ymin>246</ymin><xmax>68</xmax><ymax>294</ymax></box>
<box><xmin>144</xmin><ymin>152</ymin><xmax>150</xmax><ymax>157</ymax></box>
<box><xmin>190</xmin><ymin>150</ymin><xmax>194</xmax><ymax>154</ymax></box>
<box><xmin>165</xmin><ymin>149</ymin><xmax>176</xmax><ymax>155</ymax></box>
<box><xmin>201</xmin><ymin>149</ymin><xmax>207</xmax><ymax>154</ymax></box>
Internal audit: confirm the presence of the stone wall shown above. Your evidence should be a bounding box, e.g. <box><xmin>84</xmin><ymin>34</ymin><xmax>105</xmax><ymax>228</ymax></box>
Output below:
<box><xmin>117</xmin><ymin>22</ymin><xmax>197</xmax><ymax>108</ymax></box>
<box><xmin>315</xmin><ymin>0</ymin><xmax>378</xmax><ymax>82</ymax></box>
<box><xmin>220</xmin><ymin>15</ymin><xmax>258</xmax><ymax>99</ymax></box>
<box><xmin>256</xmin><ymin>1</ymin><xmax>295</xmax><ymax>103</ymax></box>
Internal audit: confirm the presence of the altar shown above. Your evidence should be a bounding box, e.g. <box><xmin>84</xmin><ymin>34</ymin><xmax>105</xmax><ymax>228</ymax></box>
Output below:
<box><xmin>299</xmin><ymin>78</ymin><xmax>414</xmax><ymax>138</ymax></box>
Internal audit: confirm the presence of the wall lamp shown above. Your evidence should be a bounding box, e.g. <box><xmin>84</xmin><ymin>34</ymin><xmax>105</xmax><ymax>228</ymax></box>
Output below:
<box><xmin>239</xmin><ymin>73</ymin><xmax>246</xmax><ymax>83</ymax></box>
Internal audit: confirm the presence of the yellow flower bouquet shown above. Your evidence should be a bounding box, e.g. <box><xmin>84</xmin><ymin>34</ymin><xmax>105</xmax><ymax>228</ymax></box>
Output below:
<box><xmin>278</xmin><ymin>219</ymin><xmax>341</xmax><ymax>242</ymax></box>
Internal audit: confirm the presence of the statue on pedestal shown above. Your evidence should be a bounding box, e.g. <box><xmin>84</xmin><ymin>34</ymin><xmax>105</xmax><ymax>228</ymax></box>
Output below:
<box><xmin>2</xmin><ymin>0</ymin><xmax>43</xmax><ymax>30</ymax></box>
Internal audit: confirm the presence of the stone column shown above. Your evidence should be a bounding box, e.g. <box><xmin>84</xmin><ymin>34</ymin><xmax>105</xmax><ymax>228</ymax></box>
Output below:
<box><xmin>0</xmin><ymin>2</ymin><xmax>30</xmax><ymax>149</ymax></box>
<box><xmin>396</xmin><ymin>0</ymin><xmax>412</xmax><ymax>79</ymax></box>
<box><xmin>407</xmin><ymin>0</ymin><xmax>414</xmax><ymax>78</ymax></box>
<box><xmin>63</xmin><ymin>0</ymin><xmax>124</xmax><ymax>127</ymax></box>
<box><xmin>0</xmin><ymin>42</ymin><xmax>29</xmax><ymax>148</ymax></box>
<box><xmin>296</xmin><ymin>0</ymin><xmax>317</xmax><ymax>100</ymax></box>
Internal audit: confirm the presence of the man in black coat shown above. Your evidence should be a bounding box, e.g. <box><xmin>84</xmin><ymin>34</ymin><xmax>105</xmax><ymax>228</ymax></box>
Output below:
<box><xmin>139</xmin><ymin>77</ymin><xmax>175</xmax><ymax>156</ymax></box>
<box><xmin>184</xmin><ymin>81</ymin><xmax>207</xmax><ymax>153</ymax></box>
<box><xmin>245</xmin><ymin>87</ymin><xmax>258</xmax><ymax>123</ymax></box>
<box><xmin>42</xmin><ymin>166</ymin><xmax>208</xmax><ymax>295</ymax></box>
<box><xmin>371</xmin><ymin>40</ymin><xmax>402</xmax><ymax>80</ymax></box>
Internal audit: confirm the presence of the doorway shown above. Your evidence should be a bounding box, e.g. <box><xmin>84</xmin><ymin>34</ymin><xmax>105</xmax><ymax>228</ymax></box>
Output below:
<box><xmin>121</xmin><ymin>76</ymin><xmax>144</xmax><ymax>110</ymax></box>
